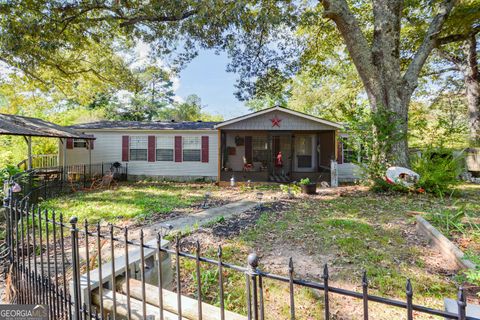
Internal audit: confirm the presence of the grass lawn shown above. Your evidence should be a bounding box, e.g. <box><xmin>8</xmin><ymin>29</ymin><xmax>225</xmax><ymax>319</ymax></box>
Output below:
<box><xmin>177</xmin><ymin>183</ymin><xmax>480</xmax><ymax>319</ymax></box>
<box><xmin>41</xmin><ymin>182</ymin><xmax>215</xmax><ymax>223</ymax></box>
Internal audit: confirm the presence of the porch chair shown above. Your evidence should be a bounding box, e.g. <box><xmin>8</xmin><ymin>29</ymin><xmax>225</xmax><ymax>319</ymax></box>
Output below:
<box><xmin>243</xmin><ymin>156</ymin><xmax>253</xmax><ymax>171</ymax></box>
<box><xmin>90</xmin><ymin>171</ymin><xmax>118</xmax><ymax>190</ymax></box>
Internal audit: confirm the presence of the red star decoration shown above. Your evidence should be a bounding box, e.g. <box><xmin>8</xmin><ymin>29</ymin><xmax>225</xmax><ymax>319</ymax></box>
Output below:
<box><xmin>270</xmin><ymin>115</ymin><xmax>282</xmax><ymax>127</ymax></box>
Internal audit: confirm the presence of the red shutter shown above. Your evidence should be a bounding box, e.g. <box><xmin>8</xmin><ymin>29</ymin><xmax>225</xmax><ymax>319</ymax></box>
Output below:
<box><xmin>201</xmin><ymin>136</ymin><xmax>209</xmax><ymax>163</ymax></box>
<box><xmin>148</xmin><ymin>136</ymin><xmax>156</xmax><ymax>162</ymax></box>
<box><xmin>337</xmin><ymin>141</ymin><xmax>343</xmax><ymax>164</ymax></box>
<box><xmin>174</xmin><ymin>136</ymin><xmax>182</xmax><ymax>162</ymax></box>
<box><xmin>244</xmin><ymin>136</ymin><xmax>252</xmax><ymax>163</ymax></box>
<box><xmin>86</xmin><ymin>135</ymin><xmax>94</xmax><ymax>150</ymax></box>
<box><xmin>122</xmin><ymin>136</ymin><xmax>129</xmax><ymax>162</ymax></box>
<box><xmin>66</xmin><ymin>138</ymin><xmax>73</xmax><ymax>149</ymax></box>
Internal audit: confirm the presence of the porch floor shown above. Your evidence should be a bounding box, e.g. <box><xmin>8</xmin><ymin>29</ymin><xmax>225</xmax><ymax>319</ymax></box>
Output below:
<box><xmin>220</xmin><ymin>170</ymin><xmax>331</xmax><ymax>183</ymax></box>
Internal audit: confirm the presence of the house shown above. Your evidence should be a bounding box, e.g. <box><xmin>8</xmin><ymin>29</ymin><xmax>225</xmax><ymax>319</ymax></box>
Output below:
<box><xmin>62</xmin><ymin>106</ymin><xmax>362</xmax><ymax>182</ymax></box>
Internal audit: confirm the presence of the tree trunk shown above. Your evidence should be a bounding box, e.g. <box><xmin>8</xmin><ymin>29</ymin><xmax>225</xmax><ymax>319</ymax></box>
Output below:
<box><xmin>369</xmin><ymin>89</ymin><xmax>410</xmax><ymax>167</ymax></box>
<box><xmin>464</xmin><ymin>34</ymin><xmax>480</xmax><ymax>146</ymax></box>
<box><xmin>320</xmin><ymin>0</ymin><xmax>455</xmax><ymax>168</ymax></box>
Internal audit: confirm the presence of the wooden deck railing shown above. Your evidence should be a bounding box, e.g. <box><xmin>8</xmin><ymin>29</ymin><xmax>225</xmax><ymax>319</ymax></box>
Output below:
<box><xmin>17</xmin><ymin>154</ymin><xmax>58</xmax><ymax>170</ymax></box>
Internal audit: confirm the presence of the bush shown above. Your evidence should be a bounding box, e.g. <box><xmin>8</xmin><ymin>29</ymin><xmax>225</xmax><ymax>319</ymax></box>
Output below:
<box><xmin>411</xmin><ymin>149</ymin><xmax>464</xmax><ymax>196</ymax></box>
<box><xmin>279</xmin><ymin>183</ymin><xmax>301</xmax><ymax>196</ymax></box>
<box><xmin>299</xmin><ymin>178</ymin><xmax>312</xmax><ymax>185</ymax></box>
<box><xmin>0</xmin><ymin>165</ymin><xmax>23</xmax><ymax>198</ymax></box>
<box><xmin>370</xmin><ymin>177</ymin><xmax>410</xmax><ymax>193</ymax></box>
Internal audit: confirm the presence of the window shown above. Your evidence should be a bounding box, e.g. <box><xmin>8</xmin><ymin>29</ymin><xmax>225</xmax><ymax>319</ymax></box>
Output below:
<box><xmin>296</xmin><ymin>135</ymin><xmax>313</xmax><ymax>168</ymax></box>
<box><xmin>341</xmin><ymin>138</ymin><xmax>360</xmax><ymax>163</ymax></box>
<box><xmin>252</xmin><ymin>136</ymin><xmax>269</xmax><ymax>163</ymax></box>
<box><xmin>73</xmin><ymin>139</ymin><xmax>87</xmax><ymax>148</ymax></box>
<box><xmin>156</xmin><ymin>136</ymin><xmax>174</xmax><ymax>161</ymax></box>
<box><xmin>129</xmin><ymin>136</ymin><xmax>148</xmax><ymax>161</ymax></box>
<box><xmin>183</xmin><ymin>136</ymin><xmax>201</xmax><ymax>161</ymax></box>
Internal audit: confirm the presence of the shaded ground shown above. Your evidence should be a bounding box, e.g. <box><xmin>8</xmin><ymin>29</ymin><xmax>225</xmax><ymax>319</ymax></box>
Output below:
<box><xmin>176</xmin><ymin>184</ymin><xmax>479</xmax><ymax>320</ymax></box>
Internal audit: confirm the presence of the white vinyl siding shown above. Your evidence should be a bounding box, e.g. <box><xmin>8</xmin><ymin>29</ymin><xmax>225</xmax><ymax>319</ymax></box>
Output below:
<box><xmin>130</xmin><ymin>136</ymin><xmax>148</xmax><ymax>161</ymax></box>
<box><xmin>156</xmin><ymin>136</ymin><xmax>174</xmax><ymax>161</ymax></box>
<box><xmin>183</xmin><ymin>136</ymin><xmax>201</xmax><ymax>162</ymax></box>
<box><xmin>61</xmin><ymin>131</ymin><xmax>218</xmax><ymax>179</ymax></box>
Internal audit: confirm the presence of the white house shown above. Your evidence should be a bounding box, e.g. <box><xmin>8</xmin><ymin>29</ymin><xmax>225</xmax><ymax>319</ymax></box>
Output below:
<box><xmin>61</xmin><ymin>107</ymin><xmax>362</xmax><ymax>182</ymax></box>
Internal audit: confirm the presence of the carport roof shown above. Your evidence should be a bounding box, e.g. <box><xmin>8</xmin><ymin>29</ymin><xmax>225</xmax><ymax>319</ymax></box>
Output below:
<box><xmin>0</xmin><ymin>113</ymin><xmax>94</xmax><ymax>139</ymax></box>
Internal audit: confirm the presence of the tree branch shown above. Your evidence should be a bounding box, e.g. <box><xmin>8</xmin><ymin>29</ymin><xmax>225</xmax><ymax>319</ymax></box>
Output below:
<box><xmin>320</xmin><ymin>0</ymin><xmax>380</xmax><ymax>100</ymax></box>
<box><xmin>403</xmin><ymin>0</ymin><xmax>457</xmax><ymax>95</ymax></box>
<box><xmin>118</xmin><ymin>9</ymin><xmax>198</xmax><ymax>27</ymax></box>
<box><xmin>436</xmin><ymin>25</ymin><xmax>480</xmax><ymax>45</ymax></box>
<box><xmin>421</xmin><ymin>66</ymin><xmax>460</xmax><ymax>76</ymax></box>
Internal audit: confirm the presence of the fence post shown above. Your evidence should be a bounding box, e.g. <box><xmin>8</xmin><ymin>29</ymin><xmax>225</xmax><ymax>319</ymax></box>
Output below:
<box><xmin>406</xmin><ymin>279</ymin><xmax>413</xmax><ymax>320</ymax></box>
<box><xmin>246</xmin><ymin>253</ymin><xmax>259</xmax><ymax>320</ymax></box>
<box><xmin>70</xmin><ymin>217</ymin><xmax>81</xmax><ymax>320</ymax></box>
<box><xmin>457</xmin><ymin>287</ymin><xmax>466</xmax><ymax>320</ymax></box>
<box><xmin>362</xmin><ymin>271</ymin><xmax>369</xmax><ymax>320</ymax></box>
<box><xmin>83</xmin><ymin>164</ymin><xmax>86</xmax><ymax>189</ymax></box>
<box><xmin>323</xmin><ymin>264</ymin><xmax>330</xmax><ymax>320</ymax></box>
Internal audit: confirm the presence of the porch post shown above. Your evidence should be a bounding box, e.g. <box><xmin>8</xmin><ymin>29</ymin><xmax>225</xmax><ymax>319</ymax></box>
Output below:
<box><xmin>62</xmin><ymin>138</ymin><xmax>67</xmax><ymax>180</ymax></box>
<box><xmin>88</xmin><ymin>140</ymin><xmax>92</xmax><ymax>175</ymax></box>
<box><xmin>26</xmin><ymin>136</ymin><xmax>32</xmax><ymax>170</ymax></box>
<box><xmin>218</xmin><ymin>129</ymin><xmax>222</xmax><ymax>183</ymax></box>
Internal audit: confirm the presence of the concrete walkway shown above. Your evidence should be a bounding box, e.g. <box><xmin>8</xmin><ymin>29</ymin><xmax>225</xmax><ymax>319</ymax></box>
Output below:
<box><xmin>143</xmin><ymin>200</ymin><xmax>257</xmax><ymax>240</ymax></box>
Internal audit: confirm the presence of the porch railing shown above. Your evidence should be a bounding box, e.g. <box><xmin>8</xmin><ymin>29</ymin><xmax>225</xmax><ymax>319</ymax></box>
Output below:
<box><xmin>2</xmin><ymin>190</ymin><xmax>475</xmax><ymax>319</ymax></box>
<box><xmin>17</xmin><ymin>154</ymin><xmax>58</xmax><ymax>170</ymax></box>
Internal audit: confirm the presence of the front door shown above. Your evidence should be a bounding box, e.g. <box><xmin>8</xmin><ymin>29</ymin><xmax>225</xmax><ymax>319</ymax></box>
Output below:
<box><xmin>294</xmin><ymin>134</ymin><xmax>315</xmax><ymax>172</ymax></box>
<box><xmin>271</xmin><ymin>134</ymin><xmax>292</xmax><ymax>176</ymax></box>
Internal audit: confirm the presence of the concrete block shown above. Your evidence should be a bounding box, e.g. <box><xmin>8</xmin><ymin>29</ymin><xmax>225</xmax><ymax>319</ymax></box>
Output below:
<box><xmin>416</xmin><ymin>216</ymin><xmax>476</xmax><ymax>270</ymax></box>
<box><xmin>444</xmin><ymin>298</ymin><xmax>480</xmax><ymax>319</ymax></box>
<box><xmin>71</xmin><ymin>238</ymin><xmax>173</xmax><ymax>311</ymax></box>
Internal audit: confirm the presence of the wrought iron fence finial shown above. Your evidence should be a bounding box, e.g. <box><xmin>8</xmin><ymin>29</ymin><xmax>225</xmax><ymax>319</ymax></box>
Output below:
<box><xmin>247</xmin><ymin>252</ymin><xmax>259</xmax><ymax>270</ymax></box>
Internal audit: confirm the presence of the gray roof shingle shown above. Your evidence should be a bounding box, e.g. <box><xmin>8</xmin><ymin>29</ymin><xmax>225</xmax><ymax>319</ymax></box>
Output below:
<box><xmin>69</xmin><ymin>120</ymin><xmax>220</xmax><ymax>131</ymax></box>
<box><xmin>0</xmin><ymin>113</ymin><xmax>94</xmax><ymax>139</ymax></box>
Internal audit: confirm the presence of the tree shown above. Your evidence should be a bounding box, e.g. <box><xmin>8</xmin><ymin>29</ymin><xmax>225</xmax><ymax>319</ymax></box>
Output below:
<box><xmin>160</xmin><ymin>94</ymin><xmax>223</xmax><ymax>122</ymax></box>
<box><xmin>92</xmin><ymin>66</ymin><xmax>175</xmax><ymax>121</ymax></box>
<box><xmin>428</xmin><ymin>0</ymin><xmax>479</xmax><ymax>145</ymax></box>
<box><xmin>410</xmin><ymin>78</ymin><xmax>469</xmax><ymax>149</ymax></box>
<box><xmin>1</xmin><ymin>1</ymin><xmax>462</xmax><ymax>167</ymax></box>
<box><xmin>310</xmin><ymin>0</ymin><xmax>456</xmax><ymax>166</ymax></box>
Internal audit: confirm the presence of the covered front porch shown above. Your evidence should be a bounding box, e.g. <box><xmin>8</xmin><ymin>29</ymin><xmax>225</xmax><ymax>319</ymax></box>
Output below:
<box><xmin>216</xmin><ymin>107</ymin><xmax>341</xmax><ymax>183</ymax></box>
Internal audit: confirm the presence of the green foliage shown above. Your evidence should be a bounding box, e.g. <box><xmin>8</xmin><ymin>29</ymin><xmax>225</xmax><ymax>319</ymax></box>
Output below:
<box><xmin>409</xmin><ymin>82</ymin><xmax>469</xmax><ymax>149</ymax></box>
<box><xmin>160</xmin><ymin>94</ymin><xmax>223</xmax><ymax>122</ymax></box>
<box><xmin>342</xmin><ymin>106</ymin><xmax>406</xmax><ymax>186</ymax></box>
<box><xmin>411</xmin><ymin>149</ymin><xmax>464</xmax><ymax>196</ymax></box>
<box><xmin>88</xmin><ymin>66</ymin><xmax>175</xmax><ymax>121</ymax></box>
<box><xmin>427</xmin><ymin>205</ymin><xmax>468</xmax><ymax>235</ymax></box>
<box><xmin>463</xmin><ymin>252</ymin><xmax>480</xmax><ymax>287</ymax></box>
<box><xmin>299</xmin><ymin>178</ymin><xmax>312</xmax><ymax>185</ymax></box>
<box><xmin>279</xmin><ymin>183</ymin><xmax>301</xmax><ymax>195</ymax></box>
<box><xmin>0</xmin><ymin>165</ymin><xmax>23</xmax><ymax>198</ymax></box>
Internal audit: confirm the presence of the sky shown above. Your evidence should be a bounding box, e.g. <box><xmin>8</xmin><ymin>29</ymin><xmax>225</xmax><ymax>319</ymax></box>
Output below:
<box><xmin>133</xmin><ymin>41</ymin><xmax>250</xmax><ymax>120</ymax></box>
<box><xmin>175</xmin><ymin>50</ymin><xmax>250</xmax><ymax>119</ymax></box>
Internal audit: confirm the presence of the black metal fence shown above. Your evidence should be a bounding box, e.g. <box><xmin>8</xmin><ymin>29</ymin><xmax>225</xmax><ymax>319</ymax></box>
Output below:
<box><xmin>2</xmin><ymin>177</ymin><xmax>475</xmax><ymax>320</ymax></box>
<box><xmin>4</xmin><ymin>162</ymin><xmax>128</xmax><ymax>205</ymax></box>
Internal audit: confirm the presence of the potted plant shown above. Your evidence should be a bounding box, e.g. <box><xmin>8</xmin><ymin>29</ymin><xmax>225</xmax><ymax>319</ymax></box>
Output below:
<box><xmin>299</xmin><ymin>178</ymin><xmax>317</xmax><ymax>194</ymax></box>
